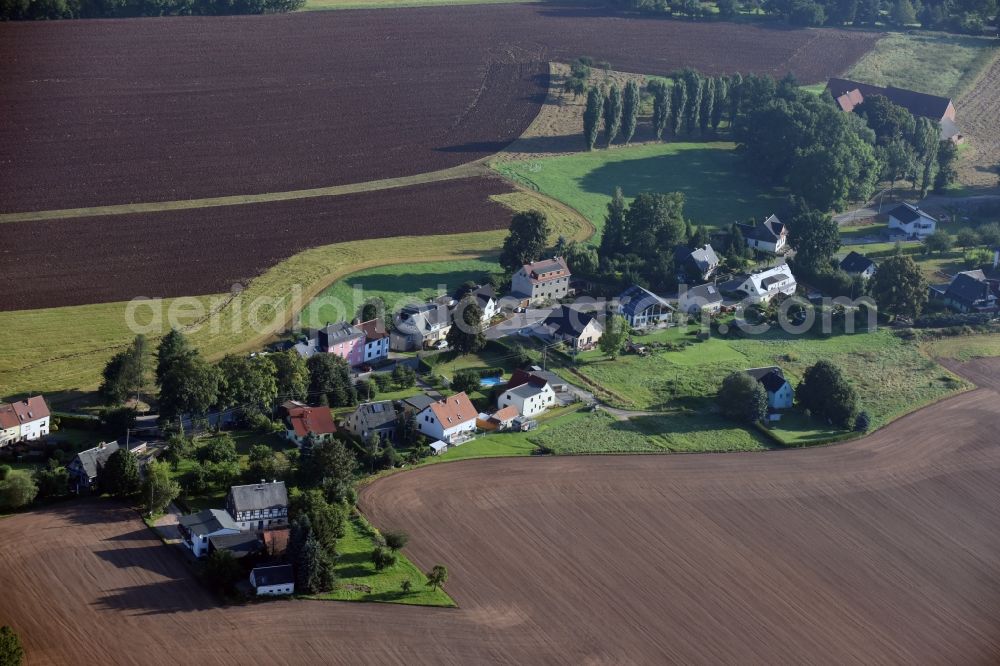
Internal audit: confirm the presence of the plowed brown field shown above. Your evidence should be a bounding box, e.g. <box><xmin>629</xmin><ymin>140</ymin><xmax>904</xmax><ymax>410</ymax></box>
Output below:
<box><xmin>0</xmin><ymin>176</ymin><xmax>516</xmax><ymax>311</ymax></box>
<box><xmin>2</xmin><ymin>359</ymin><xmax>998</xmax><ymax>664</ymax></box>
<box><xmin>0</xmin><ymin>6</ymin><xmax>880</xmax><ymax>213</ymax></box>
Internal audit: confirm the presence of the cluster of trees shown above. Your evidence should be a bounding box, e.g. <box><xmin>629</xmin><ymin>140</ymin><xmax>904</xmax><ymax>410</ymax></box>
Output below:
<box><xmin>598</xmin><ymin>188</ymin><xmax>718</xmax><ymax>291</ymax></box>
<box><xmin>0</xmin><ymin>625</ymin><xmax>22</xmax><ymax>666</ymax></box>
<box><xmin>732</xmin><ymin>73</ymin><xmax>956</xmax><ymax>212</ymax></box>
<box><xmin>647</xmin><ymin>70</ymin><xmax>732</xmax><ymax>141</ymax></box>
<box><xmin>582</xmin><ymin>79</ymin><xmax>643</xmax><ymax>149</ymax></box>
<box><xmin>1</xmin><ymin>0</ymin><xmax>303</xmax><ymax>20</ymax></box>
<box><xmin>609</xmin><ymin>0</ymin><xmax>998</xmax><ymax>33</ymax></box>
<box><xmin>717</xmin><ymin>360</ymin><xmax>861</xmax><ymax>430</ymax></box>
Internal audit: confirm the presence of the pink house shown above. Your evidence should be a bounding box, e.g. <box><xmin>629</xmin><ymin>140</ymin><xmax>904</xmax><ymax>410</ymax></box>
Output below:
<box><xmin>318</xmin><ymin>322</ymin><xmax>365</xmax><ymax>367</ymax></box>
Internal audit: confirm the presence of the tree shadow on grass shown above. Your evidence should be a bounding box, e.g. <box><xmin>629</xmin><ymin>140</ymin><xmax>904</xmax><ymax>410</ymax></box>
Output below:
<box><xmin>578</xmin><ymin>147</ymin><xmax>787</xmax><ymax>226</ymax></box>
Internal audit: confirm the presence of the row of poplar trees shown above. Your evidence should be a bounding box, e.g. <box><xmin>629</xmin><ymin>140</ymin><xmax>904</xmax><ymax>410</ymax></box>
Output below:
<box><xmin>583</xmin><ymin>69</ymin><xmax>739</xmax><ymax>150</ymax></box>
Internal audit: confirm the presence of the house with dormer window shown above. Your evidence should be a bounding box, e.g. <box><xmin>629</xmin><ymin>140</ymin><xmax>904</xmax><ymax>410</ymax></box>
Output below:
<box><xmin>415</xmin><ymin>392</ymin><xmax>477</xmax><ymax>445</ymax></box>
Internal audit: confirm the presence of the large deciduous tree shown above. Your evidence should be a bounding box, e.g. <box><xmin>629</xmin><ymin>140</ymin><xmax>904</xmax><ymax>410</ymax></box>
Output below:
<box><xmin>796</xmin><ymin>360</ymin><xmax>859</xmax><ymax>429</ymax></box>
<box><xmin>99</xmin><ymin>334</ymin><xmax>149</xmax><ymax>406</ymax></box>
<box><xmin>306</xmin><ymin>354</ymin><xmax>356</xmax><ymax>407</ymax></box>
<box><xmin>271</xmin><ymin>350</ymin><xmax>309</xmax><ymax>402</ymax></box>
<box><xmin>717</xmin><ymin>372</ymin><xmax>768</xmax><ymax>424</ymax></box>
<box><xmin>99</xmin><ymin>448</ymin><xmax>141</xmax><ymax>498</ymax></box>
<box><xmin>788</xmin><ymin>206</ymin><xmax>842</xmax><ymax>275</ymax></box>
<box><xmin>499</xmin><ymin>210</ymin><xmax>551</xmax><ymax>273</ymax></box>
<box><xmin>142</xmin><ymin>460</ymin><xmax>180</xmax><ymax>516</ymax></box>
<box><xmin>216</xmin><ymin>354</ymin><xmax>278</xmax><ymax>413</ymax></box>
<box><xmin>868</xmin><ymin>254</ymin><xmax>928</xmax><ymax>319</ymax></box>
<box><xmin>598</xmin><ymin>314</ymin><xmax>630</xmax><ymax>359</ymax></box>
<box><xmin>446</xmin><ymin>296</ymin><xmax>486</xmax><ymax>354</ymax></box>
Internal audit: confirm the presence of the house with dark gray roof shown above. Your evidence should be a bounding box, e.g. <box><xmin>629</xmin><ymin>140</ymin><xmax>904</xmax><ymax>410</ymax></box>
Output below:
<box><xmin>677</xmin><ymin>283</ymin><xmax>723</xmax><ymax>315</ymax></box>
<box><xmin>676</xmin><ymin>244</ymin><xmax>720</xmax><ymax>281</ymax></box>
<box><xmin>840</xmin><ymin>251</ymin><xmax>877</xmax><ymax>279</ymax></box>
<box><xmin>887</xmin><ymin>203</ymin><xmax>937</xmax><ymax>239</ymax></box>
<box><xmin>226</xmin><ymin>481</ymin><xmax>289</xmax><ymax>532</ymax></box>
<box><xmin>250</xmin><ymin>564</ymin><xmax>295</xmax><ymax>596</ymax></box>
<box><xmin>391</xmin><ymin>302</ymin><xmax>453</xmax><ymax>351</ymax></box>
<box><xmin>737</xmin><ymin>215</ymin><xmax>787</xmax><ymax>254</ymax></box>
<box><xmin>209</xmin><ymin>532</ymin><xmax>263</xmax><ymax>559</ymax></box>
<box><xmin>746</xmin><ymin>367</ymin><xmax>794</xmax><ymax>410</ymax></box>
<box><xmin>346</xmin><ymin>400</ymin><xmax>398</xmax><ymax>442</ymax></box>
<box><xmin>399</xmin><ymin>393</ymin><xmax>436</xmax><ymax>416</ymax></box>
<box><xmin>511</xmin><ymin>257</ymin><xmax>572</xmax><ymax>305</ymax></box>
<box><xmin>539</xmin><ymin>305</ymin><xmax>603</xmax><ymax>351</ymax></box>
<box><xmin>826</xmin><ymin>78</ymin><xmax>959</xmax><ymax>141</ymax></box>
<box><xmin>930</xmin><ymin>270</ymin><xmax>998</xmax><ymax>313</ymax></box>
<box><xmin>616</xmin><ymin>284</ymin><xmax>674</xmax><ymax>329</ymax></box>
<box><xmin>67</xmin><ymin>441</ymin><xmax>120</xmax><ymax>493</ymax></box>
<box><xmin>178</xmin><ymin>509</ymin><xmax>241</xmax><ymax>558</ymax></box>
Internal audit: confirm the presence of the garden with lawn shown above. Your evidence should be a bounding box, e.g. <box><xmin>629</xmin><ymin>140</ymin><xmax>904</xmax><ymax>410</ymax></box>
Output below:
<box><xmin>493</xmin><ymin>142</ymin><xmax>786</xmax><ymax>237</ymax></box>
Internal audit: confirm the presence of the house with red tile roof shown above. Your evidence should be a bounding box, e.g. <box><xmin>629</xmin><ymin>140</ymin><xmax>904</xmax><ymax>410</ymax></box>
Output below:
<box><xmin>415</xmin><ymin>392</ymin><xmax>477</xmax><ymax>445</ymax></box>
<box><xmin>0</xmin><ymin>395</ymin><xmax>51</xmax><ymax>444</ymax></box>
<box><xmin>280</xmin><ymin>400</ymin><xmax>337</xmax><ymax>447</ymax></box>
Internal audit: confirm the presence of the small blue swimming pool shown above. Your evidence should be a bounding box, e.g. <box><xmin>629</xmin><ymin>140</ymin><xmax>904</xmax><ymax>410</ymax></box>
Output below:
<box><xmin>479</xmin><ymin>376</ymin><xmax>504</xmax><ymax>388</ymax></box>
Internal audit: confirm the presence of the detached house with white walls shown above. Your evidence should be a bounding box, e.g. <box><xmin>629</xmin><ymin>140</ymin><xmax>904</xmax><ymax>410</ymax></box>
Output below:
<box><xmin>511</xmin><ymin>257</ymin><xmax>572</xmax><ymax>305</ymax></box>
<box><xmin>415</xmin><ymin>392</ymin><xmax>477</xmax><ymax>445</ymax></box>
<box><xmin>497</xmin><ymin>369</ymin><xmax>557</xmax><ymax>418</ymax></box>
<box><xmin>178</xmin><ymin>509</ymin><xmax>242</xmax><ymax>558</ymax></box>
<box><xmin>226</xmin><ymin>481</ymin><xmax>289</xmax><ymax>532</ymax></box>
<box><xmin>0</xmin><ymin>395</ymin><xmax>51</xmax><ymax>444</ymax></box>
<box><xmin>738</xmin><ymin>265</ymin><xmax>797</xmax><ymax>304</ymax></box>
<box><xmin>887</xmin><ymin>203</ymin><xmax>937</xmax><ymax>239</ymax></box>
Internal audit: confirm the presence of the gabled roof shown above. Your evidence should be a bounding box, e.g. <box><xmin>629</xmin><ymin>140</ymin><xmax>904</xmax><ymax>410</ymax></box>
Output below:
<box><xmin>738</xmin><ymin>215</ymin><xmax>785</xmax><ymax>243</ymax></box>
<box><xmin>520</xmin><ymin>257</ymin><xmax>570</xmax><ymax>283</ymax></box>
<box><xmin>507</xmin><ymin>368</ymin><xmax>550</xmax><ymax>391</ymax></box>
<box><xmin>73</xmin><ymin>441</ymin><xmax>121</xmax><ymax>480</ymax></box>
<box><xmin>358</xmin><ymin>318</ymin><xmax>388</xmax><ymax>342</ymax></box>
<box><xmin>689</xmin><ymin>244</ymin><xmax>719</xmax><ymax>273</ymax></box>
<box><xmin>471</xmin><ymin>284</ymin><xmax>496</xmax><ymax>309</ymax></box>
<box><xmin>682</xmin><ymin>283</ymin><xmax>723</xmax><ymax>304</ymax></box>
<box><xmin>508</xmin><ymin>383</ymin><xmax>545</xmax><ymax>400</ymax></box>
<box><xmin>179</xmin><ymin>508</ymin><xmax>239</xmax><ymax>536</ymax></box>
<box><xmin>945</xmin><ymin>271</ymin><xmax>992</xmax><ymax>306</ymax></box>
<box><xmin>425</xmin><ymin>392</ymin><xmax>477</xmax><ymax>427</ymax></box>
<box><xmin>543</xmin><ymin>305</ymin><xmax>602</xmax><ymax>339</ymax></box>
<box><xmin>618</xmin><ymin>284</ymin><xmax>673</xmax><ymax>319</ymax></box>
<box><xmin>209</xmin><ymin>533</ymin><xmax>262</xmax><ymax>558</ymax></box>
<box><xmin>398</xmin><ymin>302</ymin><xmax>451</xmax><ymax>334</ymax></box>
<box><xmin>840</xmin><ymin>251</ymin><xmax>876</xmax><ymax>274</ymax></box>
<box><xmin>10</xmin><ymin>396</ymin><xmax>50</xmax><ymax>424</ymax></box>
<box><xmin>887</xmin><ymin>202</ymin><xmax>936</xmax><ymax>225</ymax></box>
<box><xmin>490</xmin><ymin>406</ymin><xmax>519</xmax><ymax>423</ymax></box>
<box><xmin>286</xmin><ymin>404</ymin><xmax>337</xmax><ymax>438</ymax></box>
<box><xmin>0</xmin><ymin>404</ymin><xmax>19</xmax><ymax>430</ymax></box>
<box><xmin>401</xmin><ymin>394</ymin><xmax>436</xmax><ymax>412</ymax></box>
<box><xmin>746</xmin><ymin>367</ymin><xmax>789</xmax><ymax>394</ymax></box>
<box><xmin>229</xmin><ymin>481</ymin><xmax>288</xmax><ymax>513</ymax></box>
<box><xmin>319</xmin><ymin>321</ymin><xmax>363</xmax><ymax>346</ymax></box>
<box><xmin>353</xmin><ymin>400</ymin><xmax>398</xmax><ymax>431</ymax></box>
<box><xmin>252</xmin><ymin>564</ymin><xmax>295</xmax><ymax>587</ymax></box>
<box><xmin>826</xmin><ymin>78</ymin><xmax>954</xmax><ymax>121</ymax></box>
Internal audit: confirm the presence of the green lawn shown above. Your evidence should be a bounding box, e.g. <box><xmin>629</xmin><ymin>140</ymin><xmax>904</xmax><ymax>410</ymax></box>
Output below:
<box><xmin>845</xmin><ymin>32</ymin><xmax>999</xmax><ymax>98</ymax></box>
<box><xmin>305</xmin><ymin>515</ymin><xmax>455</xmax><ymax>606</ymax></box>
<box><xmin>923</xmin><ymin>333</ymin><xmax>1000</xmax><ymax>361</ymax></box>
<box><xmin>763</xmin><ymin>410</ymin><xmax>852</xmax><ymax>447</ymax></box>
<box><xmin>300</xmin><ymin>257</ymin><xmax>498</xmax><ymax>330</ymax></box>
<box><xmin>566</xmin><ymin>328</ymin><xmax>967</xmax><ymax>430</ymax></box>
<box><xmin>493</xmin><ymin>142</ymin><xmax>786</xmax><ymax>237</ymax></box>
<box><xmin>532</xmin><ymin>409</ymin><xmax>769</xmax><ymax>454</ymax></box>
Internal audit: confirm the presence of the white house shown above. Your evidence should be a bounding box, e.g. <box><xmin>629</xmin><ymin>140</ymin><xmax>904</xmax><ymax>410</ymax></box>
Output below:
<box><xmin>839</xmin><ymin>251</ymin><xmax>877</xmax><ymax>279</ymax></box>
<box><xmin>617</xmin><ymin>284</ymin><xmax>674</xmax><ymax>329</ymax></box>
<box><xmin>677</xmin><ymin>283</ymin><xmax>723</xmax><ymax>315</ymax></box>
<box><xmin>539</xmin><ymin>305</ymin><xmax>603</xmax><ymax>351</ymax></box>
<box><xmin>676</xmin><ymin>244</ymin><xmax>720</xmax><ymax>281</ymax></box>
<box><xmin>392</xmin><ymin>302</ymin><xmax>453</xmax><ymax>351</ymax></box>
<box><xmin>887</xmin><ymin>203</ymin><xmax>937</xmax><ymax>239</ymax></box>
<box><xmin>471</xmin><ymin>284</ymin><xmax>499</xmax><ymax>321</ymax></box>
<box><xmin>1</xmin><ymin>396</ymin><xmax>51</xmax><ymax>442</ymax></box>
<box><xmin>511</xmin><ymin>257</ymin><xmax>571</xmax><ymax>305</ymax></box>
<box><xmin>497</xmin><ymin>370</ymin><xmax>557</xmax><ymax>418</ymax></box>
<box><xmin>746</xmin><ymin>367</ymin><xmax>794</xmax><ymax>410</ymax></box>
<box><xmin>250</xmin><ymin>565</ymin><xmax>295</xmax><ymax>596</ymax></box>
<box><xmin>737</xmin><ymin>215</ymin><xmax>788</xmax><ymax>254</ymax></box>
<box><xmin>358</xmin><ymin>318</ymin><xmax>390</xmax><ymax>365</ymax></box>
<box><xmin>178</xmin><ymin>509</ymin><xmax>242</xmax><ymax>558</ymax></box>
<box><xmin>415</xmin><ymin>392</ymin><xmax>477</xmax><ymax>445</ymax></box>
<box><xmin>738</xmin><ymin>265</ymin><xmax>797</xmax><ymax>304</ymax></box>
<box><xmin>226</xmin><ymin>481</ymin><xmax>289</xmax><ymax>532</ymax></box>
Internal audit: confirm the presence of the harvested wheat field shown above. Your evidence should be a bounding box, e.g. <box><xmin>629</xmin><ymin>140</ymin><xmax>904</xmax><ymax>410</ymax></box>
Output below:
<box><xmin>4</xmin><ymin>362</ymin><xmax>1000</xmax><ymax>664</ymax></box>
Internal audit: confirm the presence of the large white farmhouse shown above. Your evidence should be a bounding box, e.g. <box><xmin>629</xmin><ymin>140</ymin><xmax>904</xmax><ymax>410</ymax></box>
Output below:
<box><xmin>415</xmin><ymin>392</ymin><xmax>477</xmax><ymax>445</ymax></box>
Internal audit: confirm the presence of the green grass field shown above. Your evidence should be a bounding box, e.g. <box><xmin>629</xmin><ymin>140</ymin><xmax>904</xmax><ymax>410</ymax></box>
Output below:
<box><xmin>845</xmin><ymin>32</ymin><xmax>999</xmax><ymax>98</ymax></box>
<box><xmin>305</xmin><ymin>515</ymin><xmax>455</xmax><ymax>606</ymax></box>
<box><xmin>923</xmin><ymin>333</ymin><xmax>1000</xmax><ymax>361</ymax></box>
<box><xmin>532</xmin><ymin>409</ymin><xmax>769</xmax><ymax>454</ymax></box>
<box><xmin>301</xmin><ymin>257</ymin><xmax>498</xmax><ymax>329</ymax></box>
<box><xmin>567</xmin><ymin>328</ymin><xmax>967</xmax><ymax>430</ymax></box>
<box><xmin>493</xmin><ymin>142</ymin><xmax>786</xmax><ymax>237</ymax></box>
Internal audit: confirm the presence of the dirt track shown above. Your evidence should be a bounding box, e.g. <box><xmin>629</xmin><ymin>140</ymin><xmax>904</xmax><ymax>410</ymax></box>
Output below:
<box><xmin>3</xmin><ymin>359</ymin><xmax>999</xmax><ymax>664</ymax></box>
